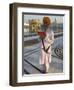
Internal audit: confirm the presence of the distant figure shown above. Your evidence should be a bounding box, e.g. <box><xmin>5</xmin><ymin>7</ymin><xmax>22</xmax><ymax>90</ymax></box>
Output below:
<box><xmin>39</xmin><ymin>17</ymin><xmax>54</xmax><ymax>73</ymax></box>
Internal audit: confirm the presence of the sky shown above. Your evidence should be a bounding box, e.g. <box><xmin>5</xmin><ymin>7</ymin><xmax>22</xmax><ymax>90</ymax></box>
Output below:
<box><xmin>24</xmin><ymin>14</ymin><xmax>63</xmax><ymax>24</ymax></box>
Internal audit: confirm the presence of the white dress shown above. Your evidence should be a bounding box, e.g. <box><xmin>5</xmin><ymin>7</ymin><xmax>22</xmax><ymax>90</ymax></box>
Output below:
<box><xmin>39</xmin><ymin>29</ymin><xmax>54</xmax><ymax>65</ymax></box>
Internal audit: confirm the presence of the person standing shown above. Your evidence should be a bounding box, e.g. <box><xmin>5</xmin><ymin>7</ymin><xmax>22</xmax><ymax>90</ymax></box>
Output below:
<box><xmin>39</xmin><ymin>16</ymin><xmax>54</xmax><ymax>73</ymax></box>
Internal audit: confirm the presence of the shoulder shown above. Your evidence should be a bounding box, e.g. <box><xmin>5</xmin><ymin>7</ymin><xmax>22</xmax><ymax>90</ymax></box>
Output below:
<box><xmin>51</xmin><ymin>31</ymin><xmax>54</xmax><ymax>35</ymax></box>
<box><xmin>50</xmin><ymin>30</ymin><xmax>54</xmax><ymax>36</ymax></box>
<box><xmin>47</xmin><ymin>30</ymin><xmax>54</xmax><ymax>35</ymax></box>
<box><xmin>46</xmin><ymin>30</ymin><xmax>54</xmax><ymax>39</ymax></box>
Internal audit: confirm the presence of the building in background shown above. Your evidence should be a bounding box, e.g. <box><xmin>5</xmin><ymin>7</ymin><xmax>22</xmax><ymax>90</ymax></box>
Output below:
<box><xmin>50</xmin><ymin>18</ymin><xmax>63</xmax><ymax>33</ymax></box>
<box><xmin>24</xmin><ymin>23</ymin><xmax>29</xmax><ymax>32</ymax></box>
<box><xmin>29</xmin><ymin>19</ymin><xmax>41</xmax><ymax>33</ymax></box>
<box><xmin>24</xmin><ymin>18</ymin><xmax>63</xmax><ymax>33</ymax></box>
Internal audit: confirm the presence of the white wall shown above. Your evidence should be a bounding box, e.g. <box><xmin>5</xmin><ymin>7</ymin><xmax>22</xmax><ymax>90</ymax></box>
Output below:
<box><xmin>0</xmin><ymin>0</ymin><xmax>74</xmax><ymax>89</ymax></box>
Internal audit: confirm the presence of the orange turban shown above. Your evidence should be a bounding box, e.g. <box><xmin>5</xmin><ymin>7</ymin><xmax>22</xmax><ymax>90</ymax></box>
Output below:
<box><xmin>43</xmin><ymin>17</ymin><xmax>51</xmax><ymax>26</ymax></box>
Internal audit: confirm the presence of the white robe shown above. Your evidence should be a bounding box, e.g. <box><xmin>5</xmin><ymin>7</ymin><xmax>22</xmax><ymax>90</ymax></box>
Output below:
<box><xmin>39</xmin><ymin>29</ymin><xmax>54</xmax><ymax>65</ymax></box>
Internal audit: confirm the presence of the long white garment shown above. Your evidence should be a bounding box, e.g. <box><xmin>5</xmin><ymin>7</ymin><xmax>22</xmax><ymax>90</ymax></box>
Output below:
<box><xmin>39</xmin><ymin>29</ymin><xmax>54</xmax><ymax>65</ymax></box>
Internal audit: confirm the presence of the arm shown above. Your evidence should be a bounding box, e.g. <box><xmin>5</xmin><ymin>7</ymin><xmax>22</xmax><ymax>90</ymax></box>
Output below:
<box><xmin>45</xmin><ymin>31</ymin><xmax>54</xmax><ymax>53</ymax></box>
<box><xmin>50</xmin><ymin>31</ymin><xmax>54</xmax><ymax>45</ymax></box>
<box><xmin>46</xmin><ymin>31</ymin><xmax>54</xmax><ymax>45</ymax></box>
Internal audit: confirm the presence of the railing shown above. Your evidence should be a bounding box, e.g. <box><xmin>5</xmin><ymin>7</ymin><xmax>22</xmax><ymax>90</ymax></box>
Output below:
<box><xmin>23</xmin><ymin>33</ymin><xmax>63</xmax><ymax>74</ymax></box>
<box><xmin>24</xmin><ymin>32</ymin><xmax>63</xmax><ymax>41</ymax></box>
